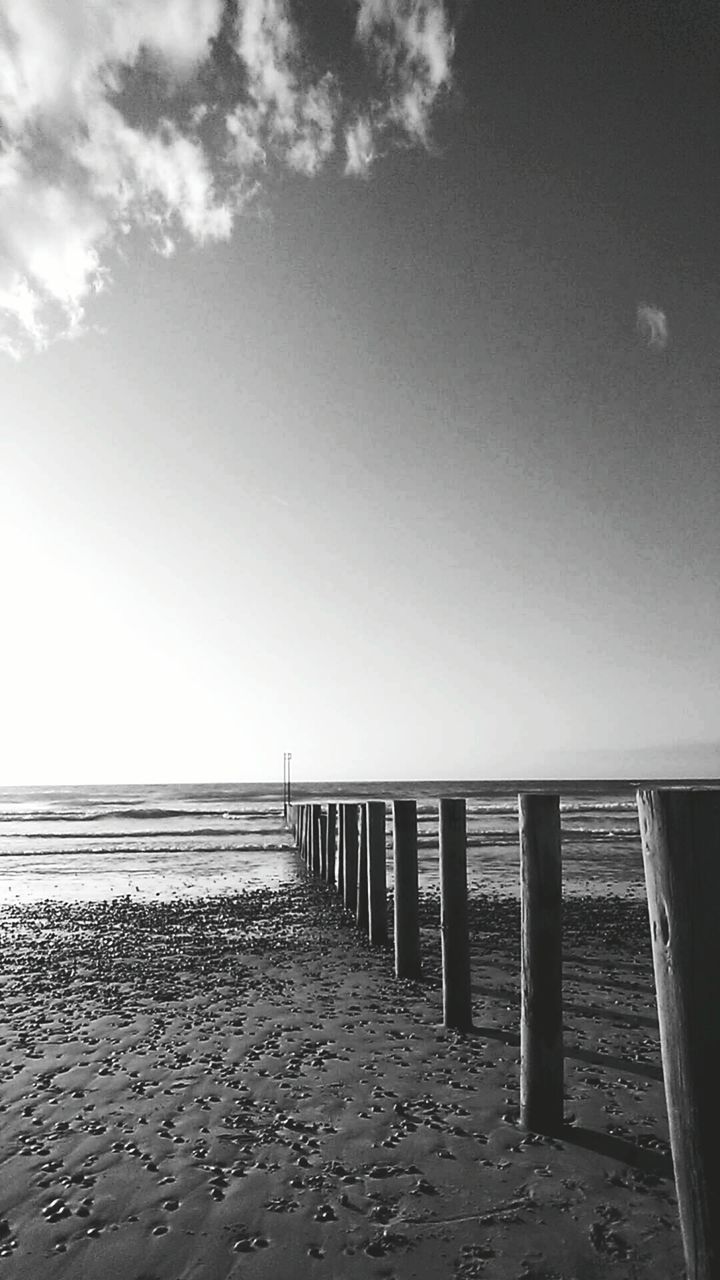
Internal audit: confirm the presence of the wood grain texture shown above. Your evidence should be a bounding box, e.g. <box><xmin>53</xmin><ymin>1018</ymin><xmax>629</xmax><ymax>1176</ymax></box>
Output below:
<box><xmin>356</xmin><ymin>804</ymin><xmax>369</xmax><ymax>931</ymax></box>
<box><xmin>311</xmin><ymin>804</ymin><xmax>321</xmax><ymax>877</ymax></box>
<box><xmin>519</xmin><ymin>793</ymin><xmax>563</xmax><ymax>1134</ymax></box>
<box><xmin>337</xmin><ymin>804</ymin><xmax>345</xmax><ymax>899</ymax></box>
<box><xmin>439</xmin><ymin>798</ymin><xmax>472</xmax><ymax>1031</ymax></box>
<box><xmin>319</xmin><ymin>809</ymin><xmax>328</xmax><ymax>881</ymax></box>
<box><xmin>393</xmin><ymin>800</ymin><xmax>421</xmax><ymax>979</ymax></box>
<box><xmin>637</xmin><ymin>788</ymin><xmax>720</xmax><ymax>1280</ymax></box>
<box><xmin>326</xmin><ymin>803</ymin><xmax>337</xmax><ymax>887</ymax></box>
<box><xmin>367</xmin><ymin>801</ymin><xmax>388</xmax><ymax>946</ymax></box>
<box><xmin>342</xmin><ymin>803</ymin><xmax>358</xmax><ymax>914</ymax></box>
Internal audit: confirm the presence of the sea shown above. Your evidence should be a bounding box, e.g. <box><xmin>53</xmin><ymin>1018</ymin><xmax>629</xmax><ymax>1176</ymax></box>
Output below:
<box><xmin>0</xmin><ymin>781</ymin><xmax>648</xmax><ymax>905</ymax></box>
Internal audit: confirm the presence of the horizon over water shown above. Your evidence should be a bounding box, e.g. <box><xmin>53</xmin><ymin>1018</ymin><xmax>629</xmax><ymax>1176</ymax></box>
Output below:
<box><xmin>0</xmin><ymin>779</ymin><xmax>666</xmax><ymax>905</ymax></box>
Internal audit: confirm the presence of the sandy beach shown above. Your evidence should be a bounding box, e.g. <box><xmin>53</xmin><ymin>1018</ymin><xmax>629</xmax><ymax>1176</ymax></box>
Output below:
<box><xmin>0</xmin><ymin>871</ymin><xmax>683</xmax><ymax>1279</ymax></box>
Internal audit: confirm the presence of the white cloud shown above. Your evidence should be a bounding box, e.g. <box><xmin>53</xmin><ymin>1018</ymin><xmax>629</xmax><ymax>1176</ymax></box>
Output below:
<box><xmin>0</xmin><ymin>0</ymin><xmax>229</xmax><ymax>354</ymax></box>
<box><xmin>637</xmin><ymin>303</ymin><xmax>668</xmax><ymax>350</ymax></box>
<box><xmin>355</xmin><ymin>0</ymin><xmax>454</xmax><ymax>143</ymax></box>
<box><xmin>227</xmin><ymin>0</ymin><xmax>338</xmax><ymax>177</ymax></box>
<box><xmin>0</xmin><ymin>142</ymin><xmax>108</xmax><ymax>347</ymax></box>
<box><xmin>75</xmin><ymin>102</ymin><xmax>234</xmax><ymax>243</ymax></box>
<box><xmin>345</xmin><ymin>114</ymin><xmax>376</xmax><ymax>176</ymax></box>
<box><xmin>1</xmin><ymin>0</ymin><xmax>456</xmax><ymax>356</ymax></box>
<box><xmin>0</xmin><ymin>271</ymin><xmax>46</xmax><ymax>357</ymax></box>
<box><xmin>0</xmin><ymin>0</ymin><xmax>224</xmax><ymax>130</ymax></box>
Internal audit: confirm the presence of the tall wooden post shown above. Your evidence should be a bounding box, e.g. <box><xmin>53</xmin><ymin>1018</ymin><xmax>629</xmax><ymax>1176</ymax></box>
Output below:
<box><xmin>393</xmin><ymin>800</ymin><xmax>421</xmax><ymax>978</ymax></box>
<box><xmin>337</xmin><ymin>804</ymin><xmax>345</xmax><ymax>899</ymax></box>
<box><xmin>367</xmin><ymin>801</ymin><xmax>387</xmax><ymax>945</ymax></box>
<box><xmin>519</xmin><ymin>793</ymin><xmax>564</xmax><ymax>1134</ymax></box>
<box><xmin>357</xmin><ymin>804</ymin><xmax>369</xmax><ymax>931</ymax></box>
<box><xmin>637</xmin><ymin>789</ymin><xmax>720</xmax><ymax>1280</ymax></box>
<box><xmin>326</xmin><ymin>803</ymin><xmax>337</xmax><ymax>887</ymax></box>
<box><xmin>342</xmin><ymin>804</ymin><xmax>358</xmax><ymax>913</ymax></box>
<box><xmin>300</xmin><ymin>805</ymin><xmax>308</xmax><ymax>861</ymax></box>
<box><xmin>439</xmin><ymin>799</ymin><xmax>472</xmax><ymax>1031</ymax></box>
<box><xmin>311</xmin><ymin>804</ymin><xmax>321</xmax><ymax>877</ymax></box>
<box><xmin>319</xmin><ymin>808</ymin><xmax>328</xmax><ymax>881</ymax></box>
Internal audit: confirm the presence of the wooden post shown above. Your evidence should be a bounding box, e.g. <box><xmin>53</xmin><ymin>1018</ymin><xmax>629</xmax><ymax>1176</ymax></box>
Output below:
<box><xmin>393</xmin><ymin>800</ymin><xmax>421</xmax><ymax>978</ymax></box>
<box><xmin>319</xmin><ymin>808</ymin><xmax>328</xmax><ymax>881</ymax></box>
<box><xmin>327</xmin><ymin>803</ymin><xmax>337</xmax><ymax>887</ymax></box>
<box><xmin>311</xmin><ymin>804</ymin><xmax>321</xmax><ymax>877</ymax></box>
<box><xmin>299</xmin><ymin>805</ymin><xmax>307</xmax><ymax>860</ymax></box>
<box><xmin>519</xmin><ymin>793</ymin><xmax>564</xmax><ymax>1134</ymax></box>
<box><xmin>367</xmin><ymin>801</ymin><xmax>387</xmax><ymax>945</ymax></box>
<box><xmin>357</xmin><ymin>804</ymin><xmax>369</xmax><ymax>931</ymax></box>
<box><xmin>636</xmin><ymin>789</ymin><xmax>720</xmax><ymax>1280</ymax></box>
<box><xmin>342</xmin><ymin>804</ymin><xmax>358</xmax><ymax>913</ymax></box>
<box><xmin>337</xmin><ymin>804</ymin><xmax>345</xmax><ymax>900</ymax></box>
<box><xmin>439</xmin><ymin>799</ymin><xmax>472</xmax><ymax>1031</ymax></box>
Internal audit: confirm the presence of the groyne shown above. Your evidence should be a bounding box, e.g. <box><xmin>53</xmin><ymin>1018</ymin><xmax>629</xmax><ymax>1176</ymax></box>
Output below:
<box><xmin>288</xmin><ymin>786</ymin><xmax>720</xmax><ymax>1280</ymax></box>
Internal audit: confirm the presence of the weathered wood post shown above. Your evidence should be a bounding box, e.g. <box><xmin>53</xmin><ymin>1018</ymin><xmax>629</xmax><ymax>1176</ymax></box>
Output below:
<box><xmin>519</xmin><ymin>793</ymin><xmax>564</xmax><ymax>1134</ymax></box>
<box><xmin>319</xmin><ymin>808</ymin><xmax>328</xmax><ymax>881</ymax></box>
<box><xmin>337</xmin><ymin>804</ymin><xmax>345</xmax><ymax>900</ymax></box>
<box><xmin>311</xmin><ymin>804</ymin><xmax>321</xmax><ymax>877</ymax></box>
<box><xmin>367</xmin><ymin>801</ymin><xmax>388</xmax><ymax>946</ymax></box>
<box><xmin>357</xmin><ymin>804</ymin><xmax>369</xmax><ymax>931</ymax></box>
<box><xmin>439</xmin><ymin>799</ymin><xmax>472</xmax><ymax>1031</ymax></box>
<box><xmin>392</xmin><ymin>800</ymin><xmax>421</xmax><ymax>978</ymax></box>
<box><xmin>299</xmin><ymin>805</ymin><xmax>308</xmax><ymax>860</ymax></box>
<box><xmin>342</xmin><ymin>804</ymin><xmax>358</xmax><ymax>913</ymax></box>
<box><xmin>636</xmin><ymin>788</ymin><xmax>720</xmax><ymax>1280</ymax></box>
<box><xmin>327</xmin><ymin>803</ymin><xmax>337</xmax><ymax>887</ymax></box>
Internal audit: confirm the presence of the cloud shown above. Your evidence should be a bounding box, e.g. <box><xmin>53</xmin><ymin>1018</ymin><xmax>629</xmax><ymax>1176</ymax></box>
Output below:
<box><xmin>0</xmin><ymin>0</ymin><xmax>225</xmax><ymax>130</ymax></box>
<box><xmin>636</xmin><ymin>303</ymin><xmax>668</xmax><ymax>350</ymax></box>
<box><xmin>1</xmin><ymin>0</ymin><xmax>232</xmax><ymax>354</ymax></box>
<box><xmin>75</xmin><ymin>102</ymin><xmax>235</xmax><ymax>243</ymax></box>
<box><xmin>1</xmin><ymin>0</ymin><xmax>455</xmax><ymax>356</ymax></box>
<box><xmin>0</xmin><ymin>142</ymin><xmax>108</xmax><ymax>347</ymax></box>
<box><xmin>226</xmin><ymin>0</ymin><xmax>338</xmax><ymax>177</ymax></box>
<box><xmin>355</xmin><ymin>0</ymin><xmax>454</xmax><ymax>143</ymax></box>
<box><xmin>344</xmin><ymin>114</ymin><xmax>376</xmax><ymax>177</ymax></box>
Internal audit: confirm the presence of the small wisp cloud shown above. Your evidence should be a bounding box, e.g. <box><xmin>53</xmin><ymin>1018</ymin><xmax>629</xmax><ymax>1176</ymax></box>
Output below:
<box><xmin>0</xmin><ymin>0</ymin><xmax>454</xmax><ymax>357</ymax></box>
<box><xmin>636</xmin><ymin>302</ymin><xmax>669</xmax><ymax>351</ymax></box>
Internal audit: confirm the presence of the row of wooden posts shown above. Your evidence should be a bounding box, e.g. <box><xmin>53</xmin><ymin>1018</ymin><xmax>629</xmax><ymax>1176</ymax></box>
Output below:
<box><xmin>288</xmin><ymin>788</ymin><xmax>720</xmax><ymax>1280</ymax></box>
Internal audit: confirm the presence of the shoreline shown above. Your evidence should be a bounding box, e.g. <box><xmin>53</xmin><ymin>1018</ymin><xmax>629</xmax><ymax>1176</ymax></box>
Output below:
<box><xmin>0</xmin><ymin>880</ymin><xmax>682</xmax><ymax>1278</ymax></box>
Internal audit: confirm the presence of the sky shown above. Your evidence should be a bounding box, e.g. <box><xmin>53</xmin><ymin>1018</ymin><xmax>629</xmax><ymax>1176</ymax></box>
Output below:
<box><xmin>1</xmin><ymin>0</ymin><xmax>719</xmax><ymax>785</ymax></box>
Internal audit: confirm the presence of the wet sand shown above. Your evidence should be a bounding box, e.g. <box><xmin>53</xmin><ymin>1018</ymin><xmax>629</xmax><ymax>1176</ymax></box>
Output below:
<box><xmin>0</xmin><ymin>876</ymin><xmax>684</xmax><ymax>1279</ymax></box>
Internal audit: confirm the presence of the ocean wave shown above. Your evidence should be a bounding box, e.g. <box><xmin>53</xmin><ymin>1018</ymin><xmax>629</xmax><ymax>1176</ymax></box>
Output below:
<box><xmin>0</xmin><ymin>824</ymin><xmax>287</xmax><ymax>842</ymax></box>
<box><xmin>417</xmin><ymin>826</ymin><xmax>640</xmax><ymax>847</ymax></box>
<box><xmin>0</xmin><ymin>841</ymin><xmax>291</xmax><ymax>858</ymax></box>
<box><xmin>0</xmin><ymin>805</ymin><xmax>279</xmax><ymax>824</ymax></box>
<box><xmin>413</xmin><ymin>799</ymin><xmax>636</xmax><ymax>818</ymax></box>
<box><xmin>560</xmin><ymin>800</ymin><xmax>636</xmax><ymax>813</ymax></box>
